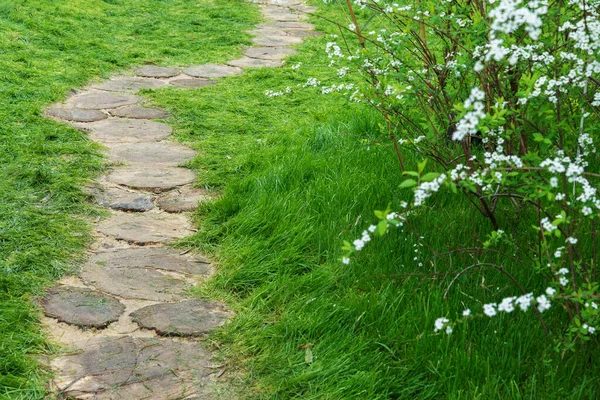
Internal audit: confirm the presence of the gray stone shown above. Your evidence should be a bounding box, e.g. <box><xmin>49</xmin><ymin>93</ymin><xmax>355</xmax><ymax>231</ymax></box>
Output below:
<box><xmin>135</xmin><ymin>65</ymin><xmax>180</xmax><ymax>78</ymax></box>
<box><xmin>169</xmin><ymin>79</ymin><xmax>217</xmax><ymax>89</ymax></box>
<box><xmin>52</xmin><ymin>337</ymin><xmax>213</xmax><ymax>399</ymax></box>
<box><xmin>85</xmin><ymin>119</ymin><xmax>172</xmax><ymax>143</ymax></box>
<box><xmin>96</xmin><ymin>211</ymin><xmax>191</xmax><ymax>244</ymax></box>
<box><xmin>106</xmin><ymin>166</ymin><xmax>195</xmax><ymax>192</ymax></box>
<box><xmin>258</xmin><ymin>21</ymin><xmax>315</xmax><ymax>30</ymax></box>
<box><xmin>285</xmin><ymin>29</ymin><xmax>324</xmax><ymax>38</ymax></box>
<box><xmin>131</xmin><ymin>300</ymin><xmax>231</xmax><ymax>337</ymax></box>
<box><xmin>157</xmin><ymin>186</ymin><xmax>211</xmax><ymax>213</ymax></box>
<box><xmin>46</xmin><ymin>107</ymin><xmax>107</xmax><ymax>122</ymax></box>
<box><xmin>80</xmin><ymin>263</ymin><xmax>186</xmax><ymax>301</ymax></box>
<box><xmin>248</xmin><ymin>28</ymin><xmax>289</xmax><ymax>37</ymax></box>
<box><xmin>109</xmin><ymin>105</ymin><xmax>170</xmax><ymax>119</ymax></box>
<box><xmin>252</xmin><ymin>35</ymin><xmax>303</xmax><ymax>47</ymax></box>
<box><xmin>291</xmin><ymin>5</ymin><xmax>318</xmax><ymax>13</ymax></box>
<box><xmin>245</xmin><ymin>47</ymin><xmax>297</xmax><ymax>60</ymax></box>
<box><xmin>92</xmin><ymin>77</ymin><xmax>168</xmax><ymax>93</ymax></box>
<box><xmin>261</xmin><ymin>12</ymin><xmax>302</xmax><ymax>22</ymax></box>
<box><xmin>66</xmin><ymin>92</ymin><xmax>139</xmax><ymax>110</ymax></box>
<box><xmin>228</xmin><ymin>57</ymin><xmax>283</xmax><ymax>69</ymax></box>
<box><xmin>87</xmin><ymin>185</ymin><xmax>154</xmax><ymax>212</ymax></box>
<box><xmin>41</xmin><ymin>286</ymin><xmax>125</xmax><ymax>329</ymax></box>
<box><xmin>105</xmin><ymin>142</ymin><xmax>196</xmax><ymax>165</ymax></box>
<box><xmin>183</xmin><ymin>64</ymin><xmax>242</xmax><ymax>79</ymax></box>
<box><xmin>86</xmin><ymin>247</ymin><xmax>211</xmax><ymax>275</ymax></box>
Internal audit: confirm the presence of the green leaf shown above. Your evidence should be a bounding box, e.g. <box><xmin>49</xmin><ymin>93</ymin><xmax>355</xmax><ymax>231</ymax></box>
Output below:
<box><xmin>399</xmin><ymin>179</ymin><xmax>417</xmax><ymax>189</ymax></box>
<box><xmin>421</xmin><ymin>172</ymin><xmax>441</xmax><ymax>182</ymax></box>
<box><xmin>375</xmin><ymin>219</ymin><xmax>388</xmax><ymax>236</ymax></box>
<box><xmin>402</xmin><ymin>171</ymin><xmax>419</xmax><ymax>177</ymax></box>
<box><xmin>374</xmin><ymin>210</ymin><xmax>385</xmax><ymax>219</ymax></box>
<box><xmin>417</xmin><ymin>159</ymin><xmax>427</xmax><ymax>174</ymax></box>
<box><xmin>342</xmin><ymin>241</ymin><xmax>352</xmax><ymax>251</ymax></box>
<box><xmin>305</xmin><ymin>347</ymin><xmax>313</xmax><ymax>365</ymax></box>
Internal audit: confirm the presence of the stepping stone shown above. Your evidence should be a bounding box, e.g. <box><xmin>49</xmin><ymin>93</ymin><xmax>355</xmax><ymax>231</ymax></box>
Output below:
<box><xmin>105</xmin><ymin>142</ymin><xmax>196</xmax><ymax>165</ymax></box>
<box><xmin>131</xmin><ymin>300</ymin><xmax>231</xmax><ymax>337</ymax></box>
<box><xmin>245</xmin><ymin>46</ymin><xmax>297</xmax><ymax>60</ymax></box>
<box><xmin>52</xmin><ymin>337</ymin><xmax>213</xmax><ymax>399</ymax></box>
<box><xmin>259</xmin><ymin>21</ymin><xmax>315</xmax><ymax>30</ymax></box>
<box><xmin>85</xmin><ymin>118</ymin><xmax>172</xmax><ymax>143</ymax></box>
<box><xmin>106</xmin><ymin>166</ymin><xmax>195</xmax><ymax>192</ymax></box>
<box><xmin>41</xmin><ymin>286</ymin><xmax>125</xmax><ymax>329</ymax></box>
<box><xmin>169</xmin><ymin>78</ymin><xmax>217</xmax><ymax>89</ymax></box>
<box><xmin>292</xmin><ymin>5</ymin><xmax>318</xmax><ymax>13</ymax></box>
<box><xmin>248</xmin><ymin>28</ymin><xmax>290</xmax><ymax>37</ymax></box>
<box><xmin>228</xmin><ymin>57</ymin><xmax>283</xmax><ymax>68</ymax></box>
<box><xmin>46</xmin><ymin>107</ymin><xmax>107</xmax><ymax>122</ymax></box>
<box><xmin>252</xmin><ymin>35</ymin><xmax>303</xmax><ymax>47</ymax></box>
<box><xmin>87</xmin><ymin>247</ymin><xmax>212</xmax><ymax>275</ymax></box>
<box><xmin>66</xmin><ymin>92</ymin><xmax>139</xmax><ymax>110</ymax></box>
<box><xmin>286</xmin><ymin>29</ymin><xmax>324</xmax><ymax>38</ymax></box>
<box><xmin>135</xmin><ymin>65</ymin><xmax>180</xmax><ymax>78</ymax></box>
<box><xmin>81</xmin><ymin>263</ymin><xmax>186</xmax><ymax>301</ymax></box>
<box><xmin>87</xmin><ymin>185</ymin><xmax>154</xmax><ymax>212</ymax></box>
<box><xmin>183</xmin><ymin>64</ymin><xmax>242</xmax><ymax>79</ymax></box>
<box><xmin>92</xmin><ymin>76</ymin><xmax>168</xmax><ymax>93</ymax></box>
<box><xmin>109</xmin><ymin>104</ymin><xmax>170</xmax><ymax>119</ymax></box>
<box><xmin>157</xmin><ymin>186</ymin><xmax>211</xmax><ymax>213</ymax></box>
<box><xmin>262</xmin><ymin>13</ymin><xmax>302</xmax><ymax>22</ymax></box>
<box><xmin>96</xmin><ymin>211</ymin><xmax>191</xmax><ymax>244</ymax></box>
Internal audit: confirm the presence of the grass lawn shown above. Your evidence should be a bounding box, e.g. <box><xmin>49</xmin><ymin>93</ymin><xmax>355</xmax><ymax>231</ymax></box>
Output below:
<box><xmin>0</xmin><ymin>0</ymin><xmax>257</xmax><ymax>397</ymax></box>
<box><xmin>144</xmin><ymin>3</ymin><xmax>600</xmax><ymax>399</ymax></box>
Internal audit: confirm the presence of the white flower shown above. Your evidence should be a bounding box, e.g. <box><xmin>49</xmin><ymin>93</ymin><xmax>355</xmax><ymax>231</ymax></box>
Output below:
<box><xmin>434</xmin><ymin>317</ymin><xmax>450</xmax><ymax>332</ymax></box>
<box><xmin>483</xmin><ymin>303</ymin><xmax>497</xmax><ymax>317</ymax></box>
<box><xmin>566</xmin><ymin>237</ymin><xmax>578</xmax><ymax>244</ymax></box>
<box><xmin>445</xmin><ymin>325</ymin><xmax>453</xmax><ymax>335</ymax></box>
<box><xmin>342</xmin><ymin>257</ymin><xmax>350</xmax><ymax>265</ymax></box>
<box><xmin>550</xmin><ymin>177</ymin><xmax>558</xmax><ymax>187</ymax></box>
<box><xmin>515</xmin><ymin>293</ymin><xmax>533</xmax><ymax>311</ymax></box>
<box><xmin>559</xmin><ymin>276</ymin><xmax>569</xmax><ymax>286</ymax></box>
<box><xmin>368</xmin><ymin>225</ymin><xmax>377</xmax><ymax>233</ymax></box>
<box><xmin>557</xmin><ymin>268</ymin><xmax>569</xmax><ymax>275</ymax></box>
<box><xmin>462</xmin><ymin>309</ymin><xmax>471</xmax><ymax>317</ymax></box>
<box><xmin>545</xmin><ymin>287</ymin><xmax>556</xmax><ymax>296</ymax></box>
<box><xmin>536</xmin><ymin>295</ymin><xmax>551</xmax><ymax>312</ymax></box>
<box><xmin>348</xmin><ymin>23</ymin><xmax>356</xmax><ymax>31</ymax></box>
<box><xmin>498</xmin><ymin>297</ymin><xmax>516</xmax><ymax>313</ymax></box>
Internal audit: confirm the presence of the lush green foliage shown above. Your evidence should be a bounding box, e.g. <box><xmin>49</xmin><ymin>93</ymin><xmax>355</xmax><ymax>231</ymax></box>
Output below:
<box><xmin>145</xmin><ymin>3</ymin><xmax>600</xmax><ymax>397</ymax></box>
<box><xmin>0</xmin><ymin>0</ymin><xmax>257</xmax><ymax>397</ymax></box>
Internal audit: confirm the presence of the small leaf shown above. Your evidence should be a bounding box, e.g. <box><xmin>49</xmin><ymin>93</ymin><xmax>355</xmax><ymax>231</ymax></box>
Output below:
<box><xmin>399</xmin><ymin>179</ymin><xmax>417</xmax><ymax>189</ymax></box>
<box><xmin>421</xmin><ymin>172</ymin><xmax>440</xmax><ymax>182</ymax></box>
<box><xmin>374</xmin><ymin>210</ymin><xmax>385</xmax><ymax>219</ymax></box>
<box><xmin>305</xmin><ymin>347</ymin><xmax>313</xmax><ymax>365</ymax></box>
<box><xmin>375</xmin><ymin>219</ymin><xmax>388</xmax><ymax>236</ymax></box>
<box><xmin>402</xmin><ymin>171</ymin><xmax>419</xmax><ymax>177</ymax></box>
<box><xmin>418</xmin><ymin>159</ymin><xmax>428</xmax><ymax>174</ymax></box>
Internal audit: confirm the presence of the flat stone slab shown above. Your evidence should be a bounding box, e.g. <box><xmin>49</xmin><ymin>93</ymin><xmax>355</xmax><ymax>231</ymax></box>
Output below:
<box><xmin>228</xmin><ymin>57</ymin><xmax>283</xmax><ymax>69</ymax></box>
<box><xmin>41</xmin><ymin>286</ymin><xmax>125</xmax><ymax>329</ymax></box>
<box><xmin>169</xmin><ymin>79</ymin><xmax>217</xmax><ymax>89</ymax></box>
<box><xmin>259</xmin><ymin>21</ymin><xmax>315</xmax><ymax>30</ymax></box>
<box><xmin>46</xmin><ymin>107</ymin><xmax>107</xmax><ymax>122</ymax></box>
<box><xmin>183</xmin><ymin>64</ymin><xmax>242</xmax><ymax>79</ymax></box>
<box><xmin>85</xmin><ymin>119</ymin><xmax>172</xmax><ymax>143</ymax></box>
<box><xmin>105</xmin><ymin>142</ymin><xmax>196</xmax><ymax>165</ymax></box>
<box><xmin>131</xmin><ymin>300</ymin><xmax>231</xmax><ymax>337</ymax></box>
<box><xmin>81</xmin><ymin>263</ymin><xmax>186</xmax><ymax>301</ymax></box>
<box><xmin>66</xmin><ymin>92</ymin><xmax>139</xmax><ymax>110</ymax></box>
<box><xmin>109</xmin><ymin>104</ymin><xmax>170</xmax><ymax>119</ymax></box>
<box><xmin>157</xmin><ymin>186</ymin><xmax>211</xmax><ymax>213</ymax></box>
<box><xmin>87</xmin><ymin>185</ymin><xmax>154</xmax><ymax>212</ymax></box>
<box><xmin>92</xmin><ymin>77</ymin><xmax>168</xmax><ymax>93</ymax></box>
<box><xmin>96</xmin><ymin>211</ymin><xmax>191</xmax><ymax>244</ymax></box>
<box><xmin>135</xmin><ymin>65</ymin><xmax>180</xmax><ymax>78</ymax></box>
<box><xmin>286</xmin><ymin>29</ymin><xmax>323</xmax><ymax>38</ymax></box>
<box><xmin>245</xmin><ymin>46</ymin><xmax>297</xmax><ymax>60</ymax></box>
<box><xmin>248</xmin><ymin>28</ymin><xmax>290</xmax><ymax>37</ymax></box>
<box><xmin>52</xmin><ymin>337</ymin><xmax>213</xmax><ymax>399</ymax></box>
<box><xmin>252</xmin><ymin>35</ymin><xmax>303</xmax><ymax>47</ymax></box>
<box><xmin>106</xmin><ymin>166</ymin><xmax>195</xmax><ymax>192</ymax></box>
<box><xmin>87</xmin><ymin>247</ymin><xmax>211</xmax><ymax>275</ymax></box>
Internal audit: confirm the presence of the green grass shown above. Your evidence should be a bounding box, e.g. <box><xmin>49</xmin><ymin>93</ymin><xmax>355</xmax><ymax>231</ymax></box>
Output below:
<box><xmin>0</xmin><ymin>0</ymin><xmax>257</xmax><ymax>397</ymax></box>
<box><xmin>144</xmin><ymin>3</ymin><xmax>600</xmax><ymax>399</ymax></box>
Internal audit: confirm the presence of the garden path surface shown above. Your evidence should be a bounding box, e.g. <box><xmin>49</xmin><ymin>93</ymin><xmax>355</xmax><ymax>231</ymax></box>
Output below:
<box><xmin>39</xmin><ymin>1</ymin><xmax>318</xmax><ymax>398</ymax></box>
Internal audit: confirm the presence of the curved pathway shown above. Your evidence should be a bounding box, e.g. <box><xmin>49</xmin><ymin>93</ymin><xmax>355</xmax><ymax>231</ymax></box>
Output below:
<box><xmin>39</xmin><ymin>1</ymin><xmax>318</xmax><ymax>398</ymax></box>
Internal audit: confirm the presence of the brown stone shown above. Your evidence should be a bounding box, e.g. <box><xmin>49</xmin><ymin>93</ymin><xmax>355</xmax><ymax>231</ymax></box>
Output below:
<box><xmin>285</xmin><ymin>29</ymin><xmax>324</xmax><ymax>38</ymax></box>
<box><xmin>66</xmin><ymin>92</ymin><xmax>139</xmax><ymax>110</ymax></box>
<box><xmin>105</xmin><ymin>142</ymin><xmax>196</xmax><ymax>165</ymax></box>
<box><xmin>169</xmin><ymin>79</ymin><xmax>217</xmax><ymax>89</ymax></box>
<box><xmin>183</xmin><ymin>64</ymin><xmax>242</xmax><ymax>79</ymax></box>
<box><xmin>109</xmin><ymin>105</ymin><xmax>170</xmax><ymax>119</ymax></box>
<box><xmin>92</xmin><ymin>77</ymin><xmax>167</xmax><ymax>93</ymax></box>
<box><xmin>46</xmin><ymin>107</ymin><xmax>107</xmax><ymax>122</ymax></box>
<box><xmin>85</xmin><ymin>119</ymin><xmax>173</xmax><ymax>143</ymax></box>
<box><xmin>157</xmin><ymin>186</ymin><xmax>211</xmax><ymax>213</ymax></box>
<box><xmin>106</xmin><ymin>166</ymin><xmax>195</xmax><ymax>192</ymax></box>
<box><xmin>252</xmin><ymin>35</ymin><xmax>303</xmax><ymax>47</ymax></box>
<box><xmin>87</xmin><ymin>185</ymin><xmax>154</xmax><ymax>212</ymax></box>
<box><xmin>41</xmin><ymin>286</ymin><xmax>125</xmax><ymax>329</ymax></box>
<box><xmin>52</xmin><ymin>337</ymin><xmax>213</xmax><ymax>399</ymax></box>
<box><xmin>96</xmin><ymin>211</ymin><xmax>191</xmax><ymax>244</ymax></box>
<box><xmin>245</xmin><ymin>47</ymin><xmax>297</xmax><ymax>60</ymax></box>
<box><xmin>86</xmin><ymin>247</ymin><xmax>211</xmax><ymax>275</ymax></box>
<box><xmin>131</xmin><ymin>300</ymin><xmax>231</xmax><ymax>337</ymax></box>
<box><xmin>258</xmin><ymin>21</ymin><xmax>315</xmax><ymax>30</ymax></box>
<box><xmin>228</xmin><ymin>57</ymin><xmax>283</xmax><ymax>69</ymax></box>
<box><xmin>135</xmin><ymin>65</ymin><xmax>180</xmax><ymax>78</ymax></box>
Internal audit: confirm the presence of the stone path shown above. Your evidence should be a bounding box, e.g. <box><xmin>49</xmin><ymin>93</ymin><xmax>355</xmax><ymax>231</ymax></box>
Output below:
<box><xmin>39</xmin><ymin>1</ymin><xmax>319</xmax><ymax>399</ymax></box>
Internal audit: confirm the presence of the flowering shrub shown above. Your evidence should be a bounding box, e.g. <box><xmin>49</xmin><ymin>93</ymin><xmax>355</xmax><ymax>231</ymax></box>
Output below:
<box><xmin>318</xmin><ymin>0</ymin><xmax>600</xmax><ymax>349</ymax></box>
